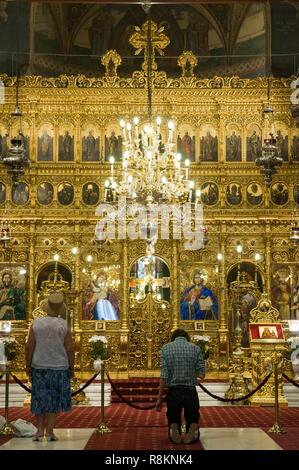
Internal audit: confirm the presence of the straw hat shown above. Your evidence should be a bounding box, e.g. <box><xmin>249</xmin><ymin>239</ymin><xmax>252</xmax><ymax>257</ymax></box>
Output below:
<box><xmin>42</xmin><ymin>292</ymin><xmax>67</xmax><ymax>318</ymax></box>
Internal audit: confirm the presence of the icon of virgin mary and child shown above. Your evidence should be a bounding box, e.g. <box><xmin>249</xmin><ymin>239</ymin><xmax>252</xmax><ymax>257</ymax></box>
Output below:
<box><xmin>180</xmin><ymin>270</ymin><xmax>218</xmax><ymax>320</ymax></box>
<box><xmin>84</xmin><ymin>272</ymin><xmax>120</xmax><ymax>321</ymax></box>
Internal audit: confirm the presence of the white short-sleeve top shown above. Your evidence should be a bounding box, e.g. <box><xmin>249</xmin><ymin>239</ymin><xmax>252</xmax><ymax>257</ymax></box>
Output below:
<box><xmin>31</xmin><ymin>316</ymin><xmax>69</xmax><ymax>369</ymax></box>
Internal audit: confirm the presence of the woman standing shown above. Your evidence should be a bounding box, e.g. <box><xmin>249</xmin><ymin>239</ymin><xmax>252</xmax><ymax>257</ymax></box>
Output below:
<box><xmin>25</xmin><ymin>292</ymin><xmax>75</xmax><ymax>441</ymax></box>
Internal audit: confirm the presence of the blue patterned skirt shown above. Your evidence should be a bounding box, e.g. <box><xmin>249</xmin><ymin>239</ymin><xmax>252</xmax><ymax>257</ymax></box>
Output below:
<box><xmin>31</xmin><ymin>368</ymin><xmax>72</xmax><ymax>414</ymax></box>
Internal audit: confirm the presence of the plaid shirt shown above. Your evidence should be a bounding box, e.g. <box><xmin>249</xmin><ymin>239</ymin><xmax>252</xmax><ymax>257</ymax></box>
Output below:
<box><xmin>160</xmin><ymin>337</ymin><xmax>205</xmax><ymax>387</ymax></box>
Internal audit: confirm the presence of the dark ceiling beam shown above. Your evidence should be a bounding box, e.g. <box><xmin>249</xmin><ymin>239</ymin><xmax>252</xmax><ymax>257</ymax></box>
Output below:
<box><xmin>20</xmin><ymin>1</ymin><xmax>299</xmax><ymax>4</ymax></box>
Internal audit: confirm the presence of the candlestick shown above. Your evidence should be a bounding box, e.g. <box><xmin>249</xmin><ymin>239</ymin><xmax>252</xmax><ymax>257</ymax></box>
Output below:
<box><xmin>127</xmin><ymin>175</ymin><xmax>133</xmax><ymax>197</ymax></box>
<box><xmin>188</xmin><ymin>181</ymin><xmax>194</xmax><ymax>202</ymax></box>
<box><xmin>156</xmin><ymin>116</ymin><xmax>161</xmax><ymax>137</ymax></box>
<box><xmin>127</xmin><ymin>123</ymin><xmax>132</xmax><ymax>143</ymax></box>
<box><xmin>109</xmin><ymin>156</ymin><xmax>114</xmax><ymax>179</ymax></box>
<box><xmin>195</xmin><ymin>189</ymin><xmax>201</xmax><ymax>205</ymax></box>
<box><xmin>168</xmin><ymin>120</ymin><xmax>174</xmax><ymax>143</ymax></box>
<box><xmin>161</xmin><ymin>176</ymin><xmax>167</xmax><ymax>198</ymax></box>
<box><xmin>133</xmin><ymin>117</ymin><xmax>139</xmax><ymax>140</ymax></box>
<box><xmin>120</xmin><ymin>119</ymin><xmax>127</xmax><ymax>141</ymax></box>
<box><xmin>53</xmin><ymin>254</ymin><xmax>59</xmax><ymax>284</ymax></box>
<box><xmin>104</xmin><ymin>180</ymin><xmax>110</xmax><ymax>202</ymax></box>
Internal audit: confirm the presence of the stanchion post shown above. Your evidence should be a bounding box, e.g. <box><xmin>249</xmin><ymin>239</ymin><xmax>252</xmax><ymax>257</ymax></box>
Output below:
<box><xmin>95</xmin><ymin>361</ymin><xmax>111</xmax><ymax>434</ymax></box>
<box><xmin>269</xmin><ymin>358</ymin><xmax>284</xmax><ymax>434</ymax></box>
<box><xmin>0</xmin><ymin>362</ymin><xmax>15</xmax><ymax>436</ymax></box>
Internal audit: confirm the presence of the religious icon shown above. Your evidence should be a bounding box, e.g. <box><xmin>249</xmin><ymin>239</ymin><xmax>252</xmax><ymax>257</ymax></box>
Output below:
<box><xmin>177</xmin><ymin>130</ymin><xmax>195</xmax><ymax>161</ymax></box>
<box><xmin>246</xmin><ymin>182</ymin><xmax>263</xmax><ymax>206</ymax></box>
<box><xmin>186</xmin><ymin>11</ymin><xmax>209</xmax><ymax>56</ymax></box>
<box><xmin>19</xmin><ymin>133</ymin><xmax>30</xmax><ymax>161</ymax></box>
<box><xmin>200</xmin><ymin>182</ymin><xmax>218</xmax><ymax>205</ymax></box>
<box><xmin>271</xmin><ymin>182</ymin><xmax>289</xmax><ymax>205</ymax></box>
<box><xmin>37</xmin><ymin>182</ymin><xmax>54</xmax><ymax>205</ymax></box>
<box><xmin>246</xmin><ymin>129</ymin><xmax>262</xmax><ymax>162</ymax></box>
<box><xmin>82</xmin><ymin>129</ymin><xmax>99</xmax><ymax>162</ymax></box>
<box><xmin>82</xmin><ymin>182</ymin><xmax>99</xmax><ymax>205</ymax></box>
<box><xmin>200</xmin><ymin>129</ymin><xmax>218</xmax><ymax>162</ymax></box>
<box><xmin>292</xmin><ymin>135</ymin><xmax>299</xmax><ymax>162</ymax></box>
<box><xmin>0</xmin><ymin>182</ymin><xmax>6</xmax><ymax>204</ymax></box>
<box><xmin>89</xmin><ymin>12</ymin><xmax>114</xmax><ymax>56</ymax></box>
<box><xmin>83</xmin><ymin>270</ymin><xmax>120</xmax><ymax>320</ymax></box>
<box><xmin>11</xmin><ymin>120</ymin><xmax>30</xmax><ymax>161</ymax></box>
<box><xmin>0</xmin><ymin>131</ymin><xmax>9</xmax><ymax>158</ymax></box>
<box><xmin>180</xmin><ymin>269</ymin><xmax>218</xmax><ymax>320</ymax></box>
<box><xmin>226</xmin><ymin>183</ymin><xmax>242</xmax><ymax>205</ymax></box>
<box><xmin>275</xmin><ymin>129</ymin><xmax>288</xmax><ymax>161</ymax></box>
<box><xmin>38</xmin><ymin>128</ymin><xmax>53</xmax><ymax>162</ymax></box>
<box><xmin>249</xmin><ymin>323</ymin><xmax>284</xmax><ymax>341</ymax></box>
<box><xmin>0</xmin><ymin>267</ymin><xmax>26</xmax><ymax>320</ymax></box>
<box><xmin>12</xmin><ymin>182</ymin><xmax>29</xmax><ymax>205</ymax></box>
<box><xmin>226</xmin><ymin>131</ymin><xmax>241</xmax><ymax>162</ymax></box>
<box><xmin>259</xmin><ymin>326</ymin><xmax>278</xmax><ymax>339</ymax></box>
<box><xmin>271</xmin><ymin>269</ymin><xmax>291</xmax><ymax>320</ymax></box>
<box><xmin>58</xmin><ymin>130</ymin><xmax>74</xmax><ymax>161</ymax></box>
<box><xmin>57</xmin><ymin>183</ymin><xmax>74</xmax><ymax>206</ymax></box>
<box><xmin>1</xmin><ymin>226</ymin><xmax>10</xmax><ymax>241</ymax></box>
<box><xmin>105</xmin><ymin>130</ymin><xmax>122</xmax><ymax>161</ymax></box>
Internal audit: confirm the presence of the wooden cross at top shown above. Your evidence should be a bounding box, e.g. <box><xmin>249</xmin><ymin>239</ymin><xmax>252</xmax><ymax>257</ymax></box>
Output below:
<box><xmin>129</xmin><ymin>20</ymin><xmax>170</xmax><ymax>72</ymax></box>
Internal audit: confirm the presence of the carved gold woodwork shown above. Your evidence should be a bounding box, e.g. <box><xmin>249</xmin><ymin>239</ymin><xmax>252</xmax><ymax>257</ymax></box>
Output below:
<box><xmin>0</xmin><ymin>32</ymin><xmax>298</xmax><ymax>378</ymax></box>
<box><xmin>177</xmin><ymin>51</ymin><xmax>198</xmax><ymax>78</ymax></box>
<box><xmin>101</xmin><ymin>50</ymin><xmax>122</xmax><ymax>78</ymax></box>
<box><xmin>250</xmin><ymin>294</ymin><xmax>280</xmax><ymax>323</ymax></box>
<box><xmin>129</xmin><ymin>20</ymin><xmax>170</xmax><ymax>72</ymax></box>
<box><xmin>128</xmin><ymin>294</ymin><xmax>171</xmax><ymax>371</ymax></box>
<box><xmin>249</xmin><ymin>294</ymin><xmax>287</xmax><ymax>406</ymax></box>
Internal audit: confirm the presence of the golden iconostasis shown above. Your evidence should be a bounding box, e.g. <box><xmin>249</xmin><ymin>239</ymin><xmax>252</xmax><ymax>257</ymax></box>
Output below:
<box><xmin>0</xmin><ymin>66</ymin><xmax>299</xmax><ymax>377</ymax></box>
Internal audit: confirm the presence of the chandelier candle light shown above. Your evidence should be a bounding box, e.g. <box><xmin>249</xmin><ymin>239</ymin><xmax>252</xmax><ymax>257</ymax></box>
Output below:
<box><xmin>104</xmin><ymin>116</ymin><xmax>198</xmax><ymax>205</ymax></box>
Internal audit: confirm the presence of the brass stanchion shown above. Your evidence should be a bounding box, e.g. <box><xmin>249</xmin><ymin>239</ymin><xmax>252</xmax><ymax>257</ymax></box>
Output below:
<box><xmin>269</xmin><ymin>359</ymin><xmax>284</xmax><ymax>434</ymax></box>
<box><xmin>0</xmin><ymin>363</ymin><xmax>15</xmax><ymax>436</ymax></box>
<box><xmin>95</xmin><ymin>360</ymin><xmax>111</xmax><ymax>434</ymax></box>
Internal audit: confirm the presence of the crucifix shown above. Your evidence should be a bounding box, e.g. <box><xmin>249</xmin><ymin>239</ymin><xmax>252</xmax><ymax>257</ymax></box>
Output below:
<box><xmin>129</xmin><ymin>20</ymin><xmax>170</xmax><ymax>73</ymax></box>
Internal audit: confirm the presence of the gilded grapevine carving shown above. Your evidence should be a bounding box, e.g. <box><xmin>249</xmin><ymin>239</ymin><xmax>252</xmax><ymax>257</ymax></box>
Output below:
<box><xmin>273</xmin><ymin>251</ymin><xmax>290</xmax><ymax>262</ymax></box>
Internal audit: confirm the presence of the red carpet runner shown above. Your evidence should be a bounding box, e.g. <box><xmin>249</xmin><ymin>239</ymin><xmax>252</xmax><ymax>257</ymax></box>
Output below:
<box><xmin>1</xmin><ymin>405</ymin><xmax>299</xmax><ymax>449</ymax></box>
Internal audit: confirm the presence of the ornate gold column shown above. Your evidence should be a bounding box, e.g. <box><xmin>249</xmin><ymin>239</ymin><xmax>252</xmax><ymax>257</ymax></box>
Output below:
<box><xmin>218</xmin><ymin>230</ymin><xmax>229</xmax><ymax>371</ymax></box>
<box><xmin>120</xmin><ymin>239</ymin><xmax>129</xmax><ymax>370</ymax></box>
<box><xmin>265</xmin><ymin>223</ymin><xmax>272</xmax><ymax>294</ymax></box>
<box><xmin>28</xmin><ymin>229</ymin><xmax>36</xmax><ymax>321</ymax></box>
<box><xmin>172</xmin><ymin>239</ymin><xmax>179</xmax><ymax>331</ymax></box>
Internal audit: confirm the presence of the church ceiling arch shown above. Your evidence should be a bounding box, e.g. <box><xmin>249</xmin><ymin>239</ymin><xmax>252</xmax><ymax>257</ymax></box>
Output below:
<box><xmin>46</xmin><ymin>3</ymin><xmax>69</xmax><ymax>55</ymax></box>
<box><xmin>1</xmin><ymin>1</ymin><xmax>297</xmax><ymax>78</ymax></box>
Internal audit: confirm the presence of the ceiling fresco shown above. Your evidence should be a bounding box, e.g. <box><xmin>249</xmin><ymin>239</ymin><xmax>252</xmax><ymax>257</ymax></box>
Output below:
<box><xmin>0</xmin><ymin>2</ymin><xmax>298</xmax><ymax>78</ymax></box>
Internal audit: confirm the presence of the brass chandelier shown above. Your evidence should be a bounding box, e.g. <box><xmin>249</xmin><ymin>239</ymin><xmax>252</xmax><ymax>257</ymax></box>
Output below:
<box><xmin>103</xmin><ymin>2</ymin><xmax>199</xmax><ymax>206</ymax></box>
<box><xmin>255</xmin><ymin>75</ymin><xmax>283</xmax><ymax>186</ymax></box>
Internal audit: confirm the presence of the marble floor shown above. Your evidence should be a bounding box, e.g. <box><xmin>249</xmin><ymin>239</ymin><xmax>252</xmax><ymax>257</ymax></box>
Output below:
<box><xmin>0</xmin><ymin>428</ymin><xmax>282</xmax><ymax>451</ymax></box>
